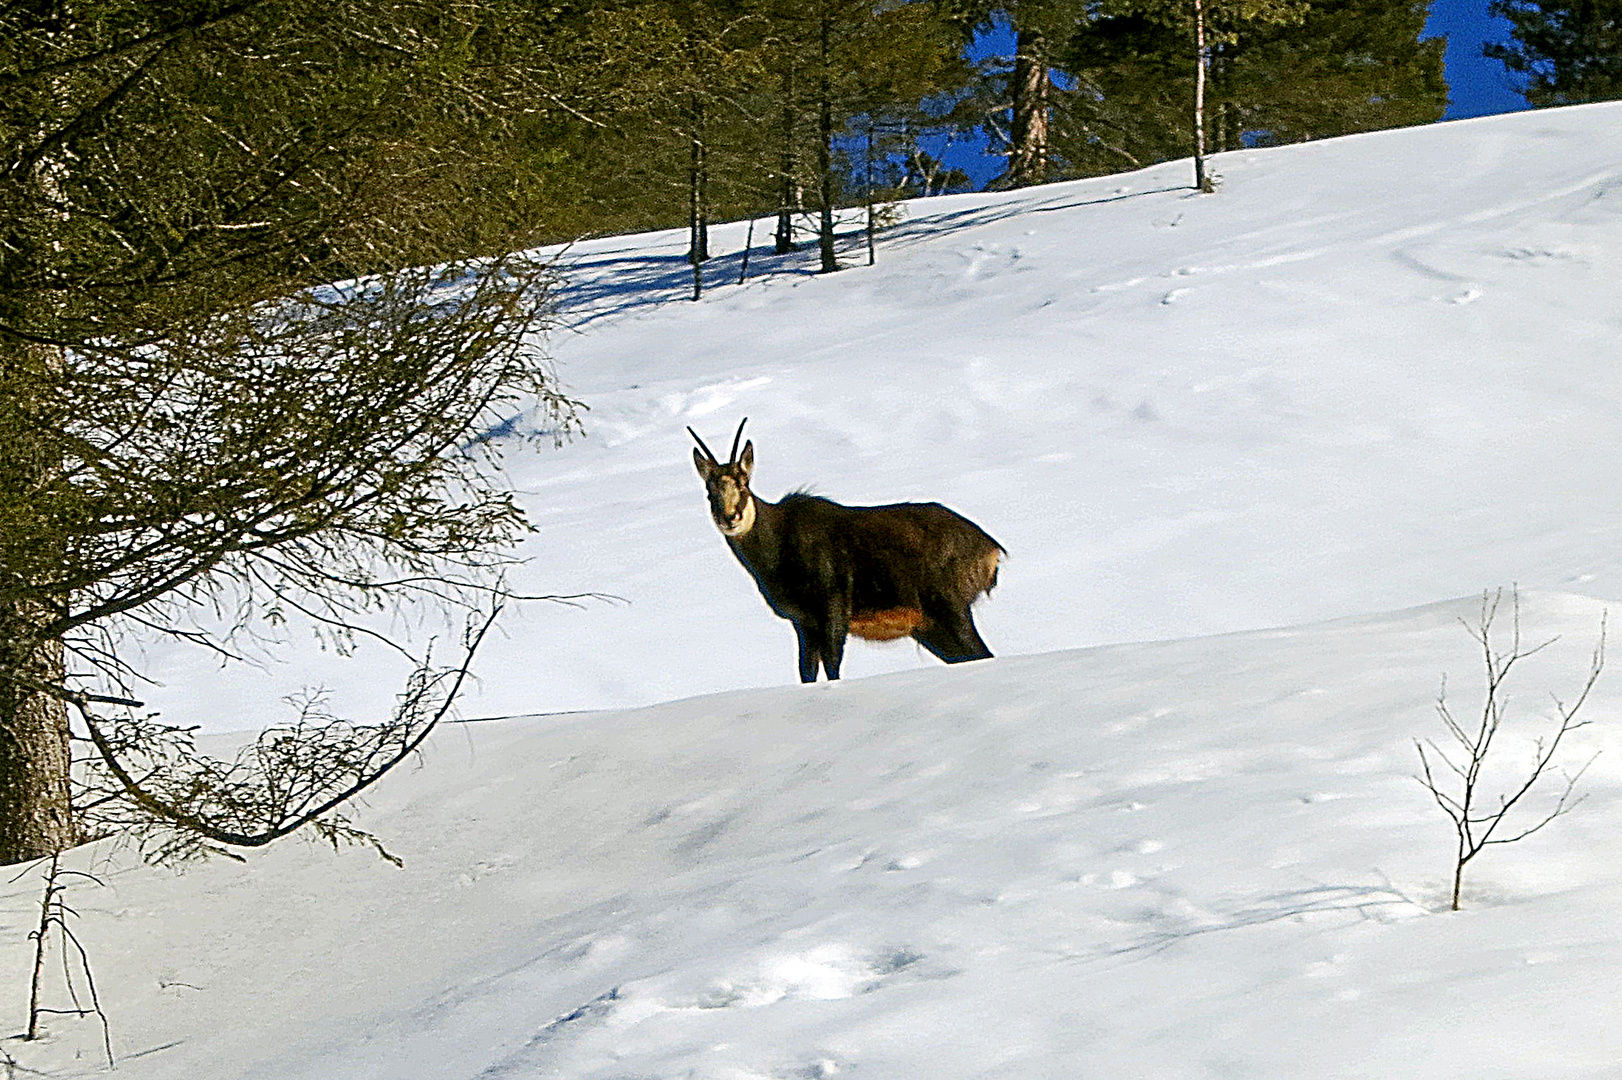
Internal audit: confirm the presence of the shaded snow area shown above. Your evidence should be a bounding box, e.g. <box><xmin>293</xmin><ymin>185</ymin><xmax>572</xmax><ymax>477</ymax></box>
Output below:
<box><xmin>6</xmin><ymin>104</ymin><xmax>1622</xmax><ymax>1077</ymax></box>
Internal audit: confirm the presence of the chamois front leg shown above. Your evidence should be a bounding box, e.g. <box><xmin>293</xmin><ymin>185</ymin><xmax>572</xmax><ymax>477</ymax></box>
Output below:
<box><xmin>913</xmin><ymin>606</ymin><xmax>994</xmax><ymax>664</ymax></box>
<box><xmin>793</xmin><ymin>622</ymin><xmax>821</xmax><ymax>683</ymax></box>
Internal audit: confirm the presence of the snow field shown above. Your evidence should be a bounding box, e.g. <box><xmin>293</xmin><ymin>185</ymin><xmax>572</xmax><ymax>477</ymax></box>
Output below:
<box><xmin>9</xmin><ymin>593</ymin><xmax>1622</xmax><ymax>1077</ymax></box>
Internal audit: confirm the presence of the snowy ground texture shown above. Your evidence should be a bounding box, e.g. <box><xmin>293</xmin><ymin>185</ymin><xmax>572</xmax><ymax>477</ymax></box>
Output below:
<box><xmin>6</xmin><ymin>102</ymin><xmax>1622</xmax><ymax>1077</ymax></box>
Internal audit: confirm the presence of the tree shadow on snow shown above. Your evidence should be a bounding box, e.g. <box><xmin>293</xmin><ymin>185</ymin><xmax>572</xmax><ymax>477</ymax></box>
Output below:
<box><xmin>1085</xmin><ymin>880</ymin><xmax>1430</xmax><ymax>964</ymax></box>
<box><xmin>547</xmin><ymin>184</ymin><xmax>1187</xmax><ymax>329</ymax></box>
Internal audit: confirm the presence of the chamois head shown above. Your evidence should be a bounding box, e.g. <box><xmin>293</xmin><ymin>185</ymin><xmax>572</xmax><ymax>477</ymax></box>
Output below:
<box><xmin>690</xmin><ymin>417</ymin><xmax>756</xmax><ymax>537</ymax></box>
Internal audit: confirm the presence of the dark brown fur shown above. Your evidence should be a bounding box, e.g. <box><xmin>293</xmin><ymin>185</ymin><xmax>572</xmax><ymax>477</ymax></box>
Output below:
<box><xmin>692</xmin><ymin>422</ymin><xmax>1003</xmax><ymax>682</ymax></box>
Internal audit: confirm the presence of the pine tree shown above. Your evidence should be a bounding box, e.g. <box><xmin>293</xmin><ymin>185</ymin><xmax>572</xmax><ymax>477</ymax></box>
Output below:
<box><xmin>942</xmin><ymin>1</ymin><xmax>1090</xmax><ymax>188</ymax></box>
<box><xmin>0</xmin><ymin>0</ymin><xmax>583</xmax><ymax>863</ymax></box>
<box><xmin>1486</xmin><ymin>0</ymin><xmax>1622</xmax><ymax>105</ymax></box>
<box><xmin>751</xmin><ymin>0</ymin><xmax>963</xmax><ymax>271</ymax></box>
<box><xmin>569</xmin><ymin>0</ymin><xmax>775</xmax><ymax>295</ymax></box>
<box><xmin>1061</xmin><ymin>13</ymin><xmax>1194</xmax><ymax>173</ymax></box>
<box><xmin>1093</xmin><ymin>0</ymin><xmax>1307</xmax><ymax>190</ymax></box>
<box><xmin>1060</xmin><ymin>0</ymin><xmax>1443</xmax><ymax>178</ymax></box>
<box><xmin>1214</xmin><ymin>0</ymin><xmax>1445</xmax><ymax>145</ymax></box>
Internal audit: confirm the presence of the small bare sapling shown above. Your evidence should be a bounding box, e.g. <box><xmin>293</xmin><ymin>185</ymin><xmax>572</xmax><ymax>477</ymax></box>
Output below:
<box><xmin>19</xmin><ymin>852</ymin><xmax>113</xmax><ymax>1066</ymax></box>
<box><xmin>1416</xmin><ymin>589</ymin><xmax>1604</xmax><ymax>910</ymax></box>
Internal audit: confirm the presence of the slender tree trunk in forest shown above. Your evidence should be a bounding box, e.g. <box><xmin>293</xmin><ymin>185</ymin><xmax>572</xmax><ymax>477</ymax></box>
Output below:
<box><xmin>0</xmin><ymin>343</ymin><xmax>74</xmax><ymax>865</ymax></box>
<box><xmin>775</xmin><ymin>65</ymin><xmax>799</xmax><ymax>255</ymax></box>
<box><xmin>1210</xmin><ymin>48</ymin><xmax>1240</xmax><ymax>153</ymax></box>
<box><xmin>688</xmin><ymin>91</ymin><xmax>708</xmax><ymax>301</ymax></box>
<box><xmin>816</xmin><ymin>11</ymin><xmax>838</xmax><ymax>274</ymax></box>
<box><xmin>865</xmin><ymin>122</ymin><xmax>876</xmax><ymax>267</ymax></box>
<box><xmin>1193</xmin><ymin>0</ymin><xmax>1215</xmax><ymax>192</ymax></box>
<box><xmin>1007</xmin><ymin>24</ymin><xmax>1050</xmax><ymax>188</ymax></box>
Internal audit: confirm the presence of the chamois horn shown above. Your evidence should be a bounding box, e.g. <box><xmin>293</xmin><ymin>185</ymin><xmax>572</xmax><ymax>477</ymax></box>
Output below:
<box><xmin>688</xmin><ymin>416</ymin><xmax>749</xmax><ymax>465</ymax></box>
<box><xmin>687</xmin><ymin>425</ymin><xmax>720</xmax><ymax>464</ymax></box>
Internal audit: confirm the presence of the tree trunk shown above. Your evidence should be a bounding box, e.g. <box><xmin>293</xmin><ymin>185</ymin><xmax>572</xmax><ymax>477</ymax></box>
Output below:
<box><xmin>687</xmin><ymin>92</ymin><xmax>708</xmax><ymax>263</ymax></box>
<box><xmin>688</xmin><ymin>93</ymin><xmax>708</xmax><ymax>301</ymax></box>
<box><xmin>1007</xmin><ymin>24</ymin><xmax>1050</xmax><ymax>188</ymax></box>
<box><xmin>775</xmin><ymin>65</ymin><xmax>799</xmax><ymax>255</ymax></box>
<box><xmin>0</xmin><ymin>342</ymin><xmax>74</xmax><ymax>864</ymax></box>
<box><xmin>816</xmin><ymin>11</ymin><xmax>838</xmax><ymax>274</ymax></box>
<box><xmin>1193</xmin><ymin>0</ymin><xmax>1215</xmax><ymax>192</ymax></box>
<box><xmin>1210</xmin><ymin>47</ymin><xmax>1240</xmax><ymax>153</ymax></box>
<box><xmin>865</xmin><ymin>122</ymin><xmax>876</xmax><ymax>266</ymax></box>
<box><xmin>0</xmin><ymin>612</ymin><xmax>72</xmax><ymax>864</ymax></box>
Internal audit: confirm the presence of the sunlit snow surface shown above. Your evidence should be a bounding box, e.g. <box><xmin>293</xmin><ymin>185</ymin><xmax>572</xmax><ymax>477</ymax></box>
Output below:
<box><xmin>7</xmin><ymin>104</ymin><xmax>1622</xmax><ymax>1077</ymax></box>
<box><xmin>140</xmin><ymin>103</ymin><xmax>1622</xmax><ymax>726</ymax></box>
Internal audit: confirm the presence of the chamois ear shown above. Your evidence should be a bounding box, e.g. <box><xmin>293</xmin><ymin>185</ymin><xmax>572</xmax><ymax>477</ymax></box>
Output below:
<box><xmin>737</xmin><ymin>440</ymin><xmax>754</xmax><ymax>480</ymax></box>
<box><xmin>694</xmin><ymin>446</ymin><xmax>715</xmax><ymax>479</ymax></box>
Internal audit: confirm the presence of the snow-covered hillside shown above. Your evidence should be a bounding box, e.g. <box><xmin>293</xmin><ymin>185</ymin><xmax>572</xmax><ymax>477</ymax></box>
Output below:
<box><xmin>144</xmin><ymin>101</ymin><xmax>1622</xmax><ymax>729</ymax></box>
<box><xmin>9</xmin><ymin>593</ymin><xmax>1622</xmax><ymax>1078</ymax></box>
<box><xmin>6</xmin><ymin>104</ymin><xmax>1622</xmax><ymax>1078</ymax></box>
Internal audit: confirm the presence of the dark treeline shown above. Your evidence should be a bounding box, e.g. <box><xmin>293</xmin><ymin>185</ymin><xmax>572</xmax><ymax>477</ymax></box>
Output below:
<box><xmin>482</xmin><ymin>0</ymin><xmax>1452</xmax><ymax>256</ymax></box>
<box><xmin>497</xmin><ymin>0</ymin><xmax>973</xmax><ymax>279</ymax></box>
<box><xmin>1486</xmin><ymin>0</ymin><xmax>1622</xmax><ymax>106</ymax></box>
<box><xmin>10</xmin><ymin>0</ymin><xmax>1610</xmax><ymax>286</ymax></box>
<box><xmin>956</xmin><ymin>0</ymin><xmax>1447</xmax><ymax>191</ymax></box>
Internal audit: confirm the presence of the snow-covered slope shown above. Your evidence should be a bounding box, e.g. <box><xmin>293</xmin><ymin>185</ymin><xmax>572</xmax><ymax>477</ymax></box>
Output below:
<box><xmin>9</xmin><ymin>105</ymin><xmax>1622</xmax><ymax>1078</ymax></box>
<box><xmin>8</xmin><ymin>592</ymin><xmax>1622</xmax><ymax>1078</ymax></box>
<box><xmin>143</xmin><ymin>102</ymin><xmax>1622</xmax><ymax>729</ymax></box>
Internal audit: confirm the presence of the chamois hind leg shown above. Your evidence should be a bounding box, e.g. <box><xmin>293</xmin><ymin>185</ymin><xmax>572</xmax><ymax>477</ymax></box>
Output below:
<box><xmin>817</xmin><ymin>616</ymin><xmax>848</xmax><ymax>680</ymax></box>
<box><xmin>913</xmin><ymin>608</ymin><xmax>993</xmax><ymax>664</ymax></box>
<box><xmin>793</xmin><ymin>622</ymin><xmax>821</xmax><ymax>683</ymax></box>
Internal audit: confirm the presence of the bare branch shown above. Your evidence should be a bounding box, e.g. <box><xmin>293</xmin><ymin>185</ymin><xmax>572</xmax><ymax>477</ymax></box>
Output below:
<box><xmin>72</xmin><ymin>607</ymin><xmax>498</xmax><ymax>864</ymax></box>
<box><xmin>1417</xmin><ymin>589</ymin><xmax>1605</xmax><ymax>909</ymax></box>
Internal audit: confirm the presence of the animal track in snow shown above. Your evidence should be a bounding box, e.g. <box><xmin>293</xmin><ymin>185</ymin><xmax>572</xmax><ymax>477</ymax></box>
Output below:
<box><xmin>1081</xmin><ymin>869</ymin><xmax>1144</xmax><ymax>890</ymax></box>
<box><xmin>670</xmin><ymin>376</ymin><xmax>773</xmax><ymax>419</ymax></box>
<box><xmin>1500</xmin><ymin>246</ymin><xmax>1575</xmax><ymax>262</ymax></box>
<box><xmin>957</xmin><ymin>243</ymin><xmax>1024</xmax><ymax>279</ymax></box>
<box><xmin>674</xmin><ymin>944</ymin><xmax>930</xmax><ymax>1012</ymax></box>
<box><xmin>1304</xmin><ymin>954</ymin><xmax>1349</xmax><ymax>979</ymax></box>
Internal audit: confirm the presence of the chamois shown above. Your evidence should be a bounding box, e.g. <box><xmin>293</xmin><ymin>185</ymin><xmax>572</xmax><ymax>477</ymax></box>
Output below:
<box><xmin>690</xmin><ymin>419</ymin><xmax>1003</xmax><ymax>682</ymax></box>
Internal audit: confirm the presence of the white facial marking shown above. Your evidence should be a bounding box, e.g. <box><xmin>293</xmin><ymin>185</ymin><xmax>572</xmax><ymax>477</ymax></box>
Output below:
<box><xmin>717</xmin><ymin>496</ymin><xmax>755</xmax><ymax>537</ymax></box>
